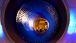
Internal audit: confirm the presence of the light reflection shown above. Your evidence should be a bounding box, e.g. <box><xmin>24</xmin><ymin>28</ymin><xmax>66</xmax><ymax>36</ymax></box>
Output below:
<box><xmin>16</xmin><ymin>9</ymin><xmax>28</xmax><ymax>24</ymax></box>
<box><xmin>28</xmin><ymin>19</ymin><xmax>34</xmax><ymax>30</ymax></box>
<box><xmin>16</xmin><ymin>9</ymin><xmax>35</xmax><ymax>31</ymax></box>
<box><xmin>67</xmin><ymin>9</ymin><xmax>76</xmax><ymax>34</ymax></box>
<box><xmin>0</xmin><ymin>22</ymin><xmax>3</xmax><ymax>37</ymax></box>
<box><xmin>28</xmin><ymin>19</ymin><xmax>34</xmax><ymax>27</ymax></box>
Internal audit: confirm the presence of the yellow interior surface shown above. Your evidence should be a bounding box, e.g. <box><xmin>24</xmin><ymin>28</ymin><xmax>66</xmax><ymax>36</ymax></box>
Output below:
<box><xmin>33</xmin><ymin>18</ymin><xmax>49</xmax><ymax>34</ymax></box>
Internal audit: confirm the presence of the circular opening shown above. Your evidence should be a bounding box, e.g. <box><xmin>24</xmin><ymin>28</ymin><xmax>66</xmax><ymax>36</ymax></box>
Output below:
<box><xmin>15</xmin><ymin>1</ymin><xmax>59</xmax><ymax>42</ymax></box>
<box><xmin>33</xmin><ymin>18</ymin><xmax>49</xmax><ymax>34</ymax></box>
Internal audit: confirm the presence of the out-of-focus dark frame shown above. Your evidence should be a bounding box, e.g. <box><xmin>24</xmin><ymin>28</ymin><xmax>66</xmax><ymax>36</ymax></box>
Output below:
<box><xmin>1</xmin><ymin>0</ymin><xmax>69</xmax><ymax>43</ymax></box>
